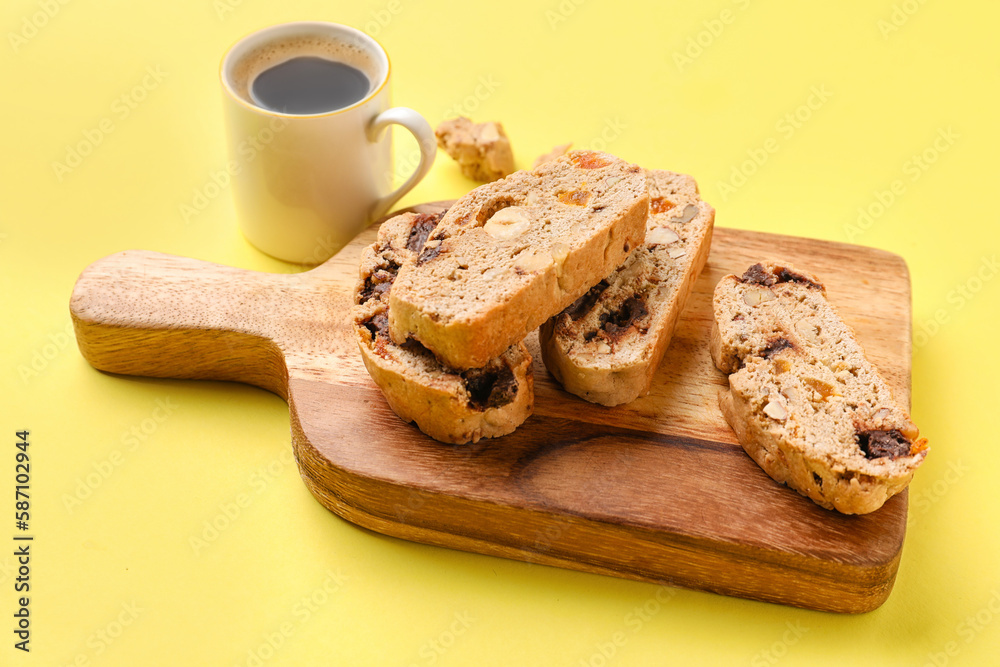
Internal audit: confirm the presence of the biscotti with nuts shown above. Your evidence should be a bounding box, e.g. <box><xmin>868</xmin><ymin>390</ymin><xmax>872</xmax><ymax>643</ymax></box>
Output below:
<box><xmin>539</xmin><ymin>169</ymin><xmax>715</xmax><ymax>406</ymax></box>
<box><xmin>710</xmin><ymin>261</ymin><xmax>928</xmax><ymax>514</ymax></box>
<box><xmin>388</xmin><ymin>150</ymin><xmax>650</xmax><ymax>370</ymax></box>
<box><xmin>435</xmin><ymin>117</ymin><xmax>515</xmax><ymax>182</ymax></box>
<box><xmin>353</xmin><ymin>210</ymin><xmax>533</xmax><ymax>444</ymax></box>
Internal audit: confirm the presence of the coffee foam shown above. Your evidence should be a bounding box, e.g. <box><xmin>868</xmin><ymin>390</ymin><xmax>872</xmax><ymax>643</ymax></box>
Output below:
<box><xmin>229</xmin><ymin>35</ymin><xmax>380</xmax><ymax>105</ymax></box>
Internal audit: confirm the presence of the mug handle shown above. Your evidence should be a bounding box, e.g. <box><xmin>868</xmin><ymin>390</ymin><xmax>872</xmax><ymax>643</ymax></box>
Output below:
<box><xmin>367</xmin><ymin>107</ymin><xmax>437</xmax><ymax>220</ymax></box>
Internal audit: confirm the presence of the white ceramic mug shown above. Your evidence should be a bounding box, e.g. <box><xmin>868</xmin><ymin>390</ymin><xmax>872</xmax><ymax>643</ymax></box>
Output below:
<box><xmin>220</xmin><ymin>22</ymin><xmax>436</xmax><ymax>264</ymax></box>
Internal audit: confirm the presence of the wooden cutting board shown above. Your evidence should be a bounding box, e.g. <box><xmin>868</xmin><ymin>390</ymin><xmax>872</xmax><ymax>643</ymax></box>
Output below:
<box><xmin>69</xmin><ymin>202</ymin><xmax>913</xmax><ymax>613</ymax></box>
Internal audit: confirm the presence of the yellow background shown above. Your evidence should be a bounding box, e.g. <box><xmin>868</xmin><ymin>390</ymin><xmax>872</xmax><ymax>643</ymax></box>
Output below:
<box><xmin>2</xmin><ymin>0</ymin><xmax>998</xmax><ymax>665</ymax></box>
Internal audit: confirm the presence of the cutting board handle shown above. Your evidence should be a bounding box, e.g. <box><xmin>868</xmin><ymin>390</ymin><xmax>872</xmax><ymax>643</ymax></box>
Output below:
<box><xmin>70</xmin><ymin>250</ymin><xmax>295</xmax><ymax>398</ymax></box>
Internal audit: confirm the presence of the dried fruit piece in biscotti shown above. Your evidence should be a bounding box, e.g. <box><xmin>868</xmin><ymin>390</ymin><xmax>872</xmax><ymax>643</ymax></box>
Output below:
<box><xmin>539</xmin><ymin>169</ymin><xmax>715</xmax><ymax>406</ymax></box>
<box><xmin>435</xmin><ymin>117</ymin><xmax>515</xmax><ymax>182</ymax></box>
<box><xmin>352</xmin><ymin>210</ymin><xmax>533</xmax><ymax>444</ymax></box>
<box><xmin>388</xmin><ymin>150</ymin><xmax>650</xmax><ymax>370</ymax></box>
<box><xmin>710</xmin><ymin>261</ymin><xmax>928</xmax><ymax>514</ymax></box>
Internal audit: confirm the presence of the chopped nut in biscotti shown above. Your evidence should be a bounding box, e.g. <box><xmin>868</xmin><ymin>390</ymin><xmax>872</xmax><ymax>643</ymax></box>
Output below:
<box><xmin>435</xmin><ymin>117</ymin><xmax>515</xmax><ymax>182</ymax></box>
<box><xmin>781</xmin><ymin>386</ymin><xmax>801</xmax><ymax>402</ymax></box>
<box><xmin>483</xmin><ymin>207</ymin><xmax>531</xmax><ymax>240</ymax></box>
<box><xmin>795</xmin><ymin>319</ymin><xmax>821</xmax><ymax>344</ymax></box>
<box><xmin>763</xmin><ymin>396</ymin><xmax>788</xmax><ymax>421</ymax></box>
<box><xmin>513</xmin><ymin>248</ymin><xmax>553</xmax><ymax>273</ymax></box>
<box><xmin>710</xmin><ymin>260</ymin><xmax>928</xmax><ymax>514</ymax></box>
<box><xmin>742</xmin><ymin>286</ymin><xmax>776</xmax><ymax>306</ymax></box>
<box><xmin>539</xmin><ymin>168</ymin><xmax>715</xmax><ymax>406</ymax></box>
<box><xmin>675</xmin><ymin>204</ymin><xmax>699</xmax><ymax>223</ymax></box>
<box><xmin>646</xmin><ymin>227</ymin><xmax>680</xmax><ymax>246</ymax></box>
<box><xmin>389</xmin><ymin>150</ymin><xmax>649</xmax><ymax>370</ymax></box>
<box><xmin>551</xmin><ymin>242</ymin><xmax>570</xmax><ymax>266</ymax></box>
<box><xmin>351</xmin><ymin>211</ymin><xmax>534</xmax><ymax>444</ymax></box>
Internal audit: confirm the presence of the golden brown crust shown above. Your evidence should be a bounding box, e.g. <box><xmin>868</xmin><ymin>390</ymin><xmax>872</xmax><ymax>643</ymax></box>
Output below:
<box><xmin>719</xmin><ymin>378</ymin><xmax>911</xmax><ymax>514</ymax></box>
<box><xmin>388</xmin><ymin>151</ymin><xmax>650</xmax><ymax>370</ymax></box>
<box><xmin>711</xmin><ymin>261</ymin><xmax>927</xmax><ymax>514</ymax></box>
<box><xmin>355</xmin><ymin>340</ymin><xmax>533</xmax><ymax>444</ymax></box>
<box><xmin>352</xmin><ymin>212</ymin><xmax>533</xmax><ymax>444</ymax></box>
<box><xmin>540</xmin><ymin>169</ymin><xmax>715</xmax><ymax>406</ymax></box>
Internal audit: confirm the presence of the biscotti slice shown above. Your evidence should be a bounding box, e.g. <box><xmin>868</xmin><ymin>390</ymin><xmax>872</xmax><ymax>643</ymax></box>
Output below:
<box><xmin>710</xmin><ymin>261</ymin><xmax>928</xmax><ymax>514</ymax></box>
<box><xmin>539</xmin><ymin>169</ymin><xmax>715</xmax><ymax>406</ymax></box>
<box><xmin>388</xmin><ymin>150</ymin><xmax>649</xmax><ymax>370</ymax></box>
<box><xmin>352</xmin><ymin>210</ymin><xmax>533</xmax><ymax>444</ymax></box>
<box><xmin>435</xmin><ymin>117</ymin><xmax>515</xmax><ymax>182</ymax></box>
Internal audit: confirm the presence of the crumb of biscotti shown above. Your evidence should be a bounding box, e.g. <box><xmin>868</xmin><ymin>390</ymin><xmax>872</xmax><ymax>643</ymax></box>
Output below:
<box><xmin>533</xmin><ymin>143</ymin><xmax>573</xmax><ymax>168</ymax></box>
<box><xmin>434</xmin><ymin>117</ymin><xmax>515</xmax><ymax>182</ymax></box>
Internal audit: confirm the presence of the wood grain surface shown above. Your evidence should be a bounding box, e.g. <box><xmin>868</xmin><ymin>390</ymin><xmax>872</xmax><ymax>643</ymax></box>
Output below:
<box><xmin>69</xmin><ymin>202</ymin><xmax>913</xmax><ymax>613</ymax></box>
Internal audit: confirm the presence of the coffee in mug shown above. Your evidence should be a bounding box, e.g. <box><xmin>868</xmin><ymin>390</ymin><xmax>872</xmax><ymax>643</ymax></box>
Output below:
<box><xmin>220</xmin><ymin>22</ymin><xmax>437</xmax><ymax>264</ymax></box>
<box><xmin>252</xmin><ymin>57</ymin><xmax>370</xmax><ymax>114</ymax></box>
